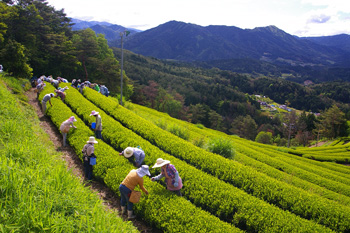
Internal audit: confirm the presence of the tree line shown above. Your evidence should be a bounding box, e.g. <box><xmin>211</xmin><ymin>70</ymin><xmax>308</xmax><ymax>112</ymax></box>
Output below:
<box><xmin>0</xmin><ymin>0</ymin><xmax>132</xmax><ymax>96</ymax></box>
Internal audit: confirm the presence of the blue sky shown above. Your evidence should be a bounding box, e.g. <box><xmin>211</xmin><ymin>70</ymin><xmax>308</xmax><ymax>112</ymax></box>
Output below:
<box><xmin>46</xmin><ymin>0</ymin><xmax>350</xmax><ymax>37</ymax></box>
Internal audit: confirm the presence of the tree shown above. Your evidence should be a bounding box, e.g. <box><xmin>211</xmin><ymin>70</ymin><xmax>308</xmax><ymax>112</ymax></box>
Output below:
<box><xmin>141</xmin><ymin>80</ymin><xmax>158</xmax><ymax>108</ymax></box>
<box><xmin>0</xmin><ymin>39</ymin><xmax>32</xmax><ymax>78</ymax></box>
<box><xmin>282</xmin><ymin>110</ymin><xmax>298</xmax><ymax>147</ymax></box>
<box><xmin>208</xmin><ymin>110</ymin><xmax>224</xmax><ymax>131</ymax></box>
<box><xmin>188</xmin><ymin>104</ymin><xmax>206</xmax><ymax>125</ymax></box>
<box><xmin>230</xmin><ymin>115</ymin><xmax>257</xmax><ymax>140</ymax></box>
<box><xmin>72</xmin><ymin>29</ymin><xmax>99</xmax><ymax>80</ymax></box>
<box><xmin>255</xmin><ymin>131</ymin><xmax>273</xmax><ymax>144</ymax></box>
<box><xmin>318</xmin><ymin>105</ymin><xmax>347</xmax><ymax>139</ymax></box>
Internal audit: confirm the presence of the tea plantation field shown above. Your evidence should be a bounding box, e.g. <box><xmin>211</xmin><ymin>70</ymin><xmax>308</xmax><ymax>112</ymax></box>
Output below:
<box><xmin>2</xmin><ymin>75</ymin><xmax>350</xmax><ymax>232</ymax></box>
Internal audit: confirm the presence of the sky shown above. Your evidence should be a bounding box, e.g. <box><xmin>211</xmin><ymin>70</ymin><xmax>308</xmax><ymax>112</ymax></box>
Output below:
<box><xmin>46</xmin><ymin>0</ymin><xmax>350</xmax><ymax>37</ymax></box>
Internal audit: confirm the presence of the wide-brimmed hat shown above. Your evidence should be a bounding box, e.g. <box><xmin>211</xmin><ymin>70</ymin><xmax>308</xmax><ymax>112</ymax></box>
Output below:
<box><xmin>123</xmin><ymin>147</ymin><xmax>134</xmax><ymax>158</ymax></box>
<box><xmin>90</xmin><ymin>110</ymin><xmax>99</xmax><ymax>116</ymax></box>
<box><xmin>68</xmin><ymin>116</ymin><xmax>77</xmax><ymax>122</ymax></box>
<box><xmin>87</xmin><ymin>136</ymin><xmax>98</xmax><ymax>144</ymax></box>
<box><xmin>152</xmin><ymin>158</ymin><xmax>170</xmax><ymax>168</ymax></box>
<box><xmin>136</xmin><ymin>165</ymin><xmax>151</xmax><ymax>177</ymax></box>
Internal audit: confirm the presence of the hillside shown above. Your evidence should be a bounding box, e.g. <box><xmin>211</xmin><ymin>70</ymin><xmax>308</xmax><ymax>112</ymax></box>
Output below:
<box><xmin>0</xmin><ymin>76</ymin><xmax>142</xmax><ymax>232</ymax></box>
<box><xmin>4</xmin><ymin>73</ymin><xmax>350</xmax><ymax>231</ymax></box>
<box><xmin>113</xmin><ymin>48</ymin><xmax>350</xmax><ymax>144</ymax></box>
<box><xmin>49</xmin><ymin>80</ymin><xmax>350</xmax><ymax>231</ymax></box>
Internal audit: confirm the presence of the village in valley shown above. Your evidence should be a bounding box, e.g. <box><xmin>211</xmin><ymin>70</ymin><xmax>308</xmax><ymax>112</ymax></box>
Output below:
<box><xmin>254</xmin><ymin>94</ymin><xmax>320</xmax><ymax>117</ymax></box>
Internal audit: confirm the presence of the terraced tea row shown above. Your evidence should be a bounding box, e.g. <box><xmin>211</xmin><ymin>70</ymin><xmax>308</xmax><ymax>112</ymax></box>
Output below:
<box><xmin>38</xmin><ymin>84</ymin><xmax>242</xmax><ymax>233</ymax></box>
<box><xmin>56</xmin><ymin>83</ymin><xmax>336</xmax><ymax>232</ymax></box>
<box><xmin>80</xmin><ymin>86</ymin><xmax>350</xmax><ymax>232</ymax></box>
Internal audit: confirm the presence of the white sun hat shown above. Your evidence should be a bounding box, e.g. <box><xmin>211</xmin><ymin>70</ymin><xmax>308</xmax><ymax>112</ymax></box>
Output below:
<box><xmin>123</xmin><ymin>147</ymin><xmax>134</xmax><ymax>158</ymax></box>
<box><xmin>87</xmin><ymin>136</ymin><xmax>98</xmax><ymax>144</ymax></box>
<box><xmin>152</xmin><ymin>158</ymin><xmax>170</xmax><ymax>168</ymax></box>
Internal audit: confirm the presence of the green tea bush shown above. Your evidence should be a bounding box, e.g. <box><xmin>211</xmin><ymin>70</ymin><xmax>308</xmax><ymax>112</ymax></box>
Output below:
<box><xmin>81</xmin><ymin>86</ymin><xmax>350</xmax><ymax>232</ymax></box>
<box><xmin>80</xmin><ymin>87</ymin><xmax>338</xmax><ymax>232</ymax></box>
<box><xmin>39</xmin><ymin>82</ymin><xmax>243</xmax><ymax>233</ymax></box>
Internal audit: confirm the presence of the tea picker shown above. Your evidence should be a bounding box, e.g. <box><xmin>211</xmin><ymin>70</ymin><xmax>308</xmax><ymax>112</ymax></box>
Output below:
<box><xmin>120</xmin><ymin>146</ymin><xmax>145</xmax><ymax>168</ymax></box>
<box><xmin>119</xmin><ymin>165</ymin><xmax>150</xmax><ymax>219</ymax></box>
<box><xmin>81</xmin><ymin>136</ymin><xmax>98</xmax><ymax>180</ymax></box>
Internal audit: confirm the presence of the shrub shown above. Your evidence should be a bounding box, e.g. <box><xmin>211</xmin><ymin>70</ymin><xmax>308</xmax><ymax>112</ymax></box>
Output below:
<box><xmin>155</xmin><ymin>118</ymin><xmax>167</xmax><ymax>130</ymax></box>
<box><xmin>207</xmin><ymin>137</ymin><xmax>235</xmax><ymax>159</ymax></box>
<box><xmin>168</xmin><ymin>124</ymin><xmax>189</xmax><ymax>140</ymax></box>
<box><xmin>192</xmin><ymin>136</ymin><xmax>206</xmax><ymax>148</ymax></box>
<box><xmin>195</xmin><ymin>123</ymin><xmax>205</xmax><ymax>129</ymax></box>
<box><xmin>255</xmin><ymin>131</ymin><xmax>273</xmax><ymax>144</ymax></box>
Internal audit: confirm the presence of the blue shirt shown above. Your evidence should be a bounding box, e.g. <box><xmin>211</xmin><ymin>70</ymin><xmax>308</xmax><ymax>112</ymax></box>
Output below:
<box><xmin>133</xmin><ymin>148</ymin><xmax>145</xmax><ymax>166</ymax></box>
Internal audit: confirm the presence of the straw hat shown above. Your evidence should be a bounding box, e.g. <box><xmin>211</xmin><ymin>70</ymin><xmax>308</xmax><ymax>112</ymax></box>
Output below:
<box><xmin>90</xmin><ymin>110</ymin><xmax>99</xmax><ymax>116</ymax></box>
<box><xmin>87</xmin><ymin>136</ymin><xmax>98</xmax><ymax>144</ymax></box>
<box><xmin>68</xmin><ymin>116</ymin><xmax>77</xmax><ymax>122</ymax></box>
<box><xmin>136</xmin><ymin>165</ymin><xmax>151</xmax><ymax>177</ymax></box>
<box><xmin>152</xmin><ymin>158</ymin><xmax>170</xmax><ymax>168</ymax></box>
<box><xmin>123</xmin><ymin>147</ymin><xmax>134</xmax><ymax>158</ymax></box>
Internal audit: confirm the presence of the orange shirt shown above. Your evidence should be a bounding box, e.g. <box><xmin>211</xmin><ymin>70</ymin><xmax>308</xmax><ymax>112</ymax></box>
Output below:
<box><xmin>122</xmin><ymin>170</ymin><xmax>147</xmax><ymax>193</ymax></box>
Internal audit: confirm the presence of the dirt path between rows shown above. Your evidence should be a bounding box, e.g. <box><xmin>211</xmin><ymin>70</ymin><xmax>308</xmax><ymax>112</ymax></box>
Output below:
<box><xmin>26</xmin><ymin>89</ymin><xmax>158</xmax><ymax>233</ymax></box>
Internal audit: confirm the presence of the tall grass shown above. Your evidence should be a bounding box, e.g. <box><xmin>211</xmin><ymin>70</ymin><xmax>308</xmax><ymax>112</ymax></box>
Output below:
<box><xmin>0</xmin><ymin>78</ymin><xmax>138</xmax><ymax>233</ymax></box>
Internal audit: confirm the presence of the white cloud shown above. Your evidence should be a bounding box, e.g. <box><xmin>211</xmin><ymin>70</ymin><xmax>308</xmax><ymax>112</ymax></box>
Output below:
<box><xmin>46</xmin><ymin>0</ymin><xmax>350</xmax><ymax>37</ymax></box>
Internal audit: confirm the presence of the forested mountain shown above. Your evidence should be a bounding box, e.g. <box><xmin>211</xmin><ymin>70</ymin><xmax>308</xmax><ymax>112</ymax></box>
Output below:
<box><xmin>113</xmin><ymin>48</ymin><xmax>350</xmax><ymax>144</ymax></box>
<box><xmin>75</xmin><ymin>19</ymin><xmax>350</xmax><ymax>83</ymax></box>
<box><xmin>119</xmin><ymin>21</ymin><xmax>350</xmax><ymax>67</ymax></box>
<box><xmin>303</xmin><ymin>34</ymin><xmax>350</xmax><ymax>53</ymax></box>
<box><xmin>70</xmin><ymin>18</ymin><xmax>140</xmax><ymax>42</ymax></box>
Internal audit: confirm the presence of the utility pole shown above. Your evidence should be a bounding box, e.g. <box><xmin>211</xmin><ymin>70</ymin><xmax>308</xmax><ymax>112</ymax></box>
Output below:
<box><xmin>119</xmin><ymin>31</ymin><xmax>125</xmax><ymax>105</ymax></box>
<box><xmin>287</xmin><ymin>123</ymin><xmax>292</xmax><ymax>148</ymax></box>
<box><xmin>119</xmin><ymin>30</ymin><xmax>130</xmax><ymax>105</ymax></box>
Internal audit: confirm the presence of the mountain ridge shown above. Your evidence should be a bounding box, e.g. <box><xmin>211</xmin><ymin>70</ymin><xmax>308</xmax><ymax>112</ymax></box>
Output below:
<box><xmin>120</xmin><ymin>20</ymin><xmax>350</xmax><ymax>67</ymax></box>
<box><xmin>71</xmin><ymin>18</ymin><xmax>350</xmax><ymax>81</ymax></box>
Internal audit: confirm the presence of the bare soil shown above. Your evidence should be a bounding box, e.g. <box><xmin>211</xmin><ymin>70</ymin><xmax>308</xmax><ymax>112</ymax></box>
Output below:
<box><xmin>309</xmin><ymin>141</ymin><xmax>327</xmax><ymax>148</ymax></box>
<box><xmin>26</xmin><ymin>89</ymin><xmax>159</xmax><ymax>233</ymax></box>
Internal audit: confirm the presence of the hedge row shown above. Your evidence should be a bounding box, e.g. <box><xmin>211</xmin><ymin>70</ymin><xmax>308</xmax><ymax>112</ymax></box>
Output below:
<box><xmin>56</xmin><ymin>84</ymin><xmax>337</xmax><ymax>232</ymax></box>
<box><xmin>247</xmin><ymin>139</ymin><xmax>350</xmax><ymax>175</ymax></box>
<box><xmin>38</xmin><ymin>83</ymin><xmax>242</xmax><ymax>233</ymax></box>
<box><xmin>303</xmin><ymin>154</ymin><xmax>350</xmax><ymax>163</ymax></box>
<box><xmin>231</xmin><ymin>138</ymin><xmax>350</xmax><ymax>191</ymax></box>
<box><xmin>80</xmin><ymin>87</ymin><xmax>350</xmax><ymax>232</ymax></box>
<box><xmin>127</xmin><ymin>101</ymin><xmax>350</xmax><ymax>200</ymax></box>
<box><xmin>240</xmin><ymin>138</ymin><xmax>350</xmax><ymax>180</ymax></box>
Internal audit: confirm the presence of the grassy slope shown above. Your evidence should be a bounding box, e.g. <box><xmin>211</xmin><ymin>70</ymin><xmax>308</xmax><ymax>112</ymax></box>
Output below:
<box><xmin>0</xmin><ymin>76</ymin><xmax>138</xmax><ymax>233</ymax></box>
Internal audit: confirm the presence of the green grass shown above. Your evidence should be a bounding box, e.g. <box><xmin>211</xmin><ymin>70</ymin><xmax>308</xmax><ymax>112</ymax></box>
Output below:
<box><xmin>0</xmin><ymin>77</ymin><xmax>138</xmax><ymax>233</ymax></box>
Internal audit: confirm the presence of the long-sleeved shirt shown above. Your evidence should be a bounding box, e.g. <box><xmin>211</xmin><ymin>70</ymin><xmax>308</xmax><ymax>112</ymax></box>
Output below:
<box><xmin>55</xmin><ymin>90</ymin><xmax>66</xmax><ymax>101</ymax></box>
<box><xmin>60</xmin><ymin>119</ymin><xmax>75</xmax><ymax>133</ymax></box>
<box><xmin>127</xmin><ymin>148</ymin><xmax>145</xmax><ymax>166</ymax></box>
<box><xmin>42</xmin><ymin>94</ymin><xmax>52</xmax><ymax>103</ymax></box>
<box><xmin>82</xmin><ymin>143</ymin><xmax>95</xmax><ymax>157</ymax></box>
<box><xmin>121</xmin><ymin>170</ymin><xmax>148</xmax><ymax>193</ymax></box>
<box><xmin>95</xmin><ymin>115</ymin><xmax>102</xmax><ymax>131</ymax></box>
<box><xmin>154</xmin><ymin>164</ymin><xmax>182</xmax><ymax>191</ymax></box>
